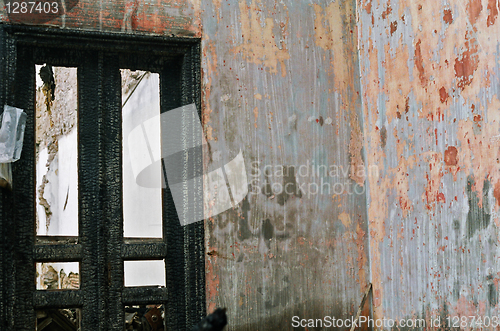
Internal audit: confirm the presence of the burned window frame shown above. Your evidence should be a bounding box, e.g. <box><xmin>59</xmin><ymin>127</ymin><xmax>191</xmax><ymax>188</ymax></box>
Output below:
<box><xmin>0</xmin><ymin>25</ymin><xmax>205</xmax><ymax>330</ymax></box>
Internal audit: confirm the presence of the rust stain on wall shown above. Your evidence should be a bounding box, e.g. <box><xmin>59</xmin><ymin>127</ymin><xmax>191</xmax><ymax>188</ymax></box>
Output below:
<box><xmin>312</xmin><ymin>1</ymin><xmax>354</xmax><ymax>93</ymax></box>
<box><xmin>454</xmin><ymin>31</ymin><xmax>480</xmax><ymax>90</ymax></box>
<box><xmin>414</xmin><ymin>39</ymin><xmax>428</xmax><ymax>87</ymax></box>
<box><xmin>487</xmin><ymin>0</ymin><xmax>499</xmax><ymax>26</ymax></box>
<box><xmin>381</xmin><ymin>3</ymin><xmax>392</xmax><ymax>19</ymax></box>
<box><xmin>439</xmin><ymin>86</ymin><xmax>449</xmax><ymax>103</ymax></box>
<box><xmin>422</xmin><ymin>152</ymin><xmax>445</xmax><ymax>209</ymax></box>
<box><xmin>390</xmin><ymin>20</ymin><xmax>398</xmax><ymax>35</ymax></box>
<box><xmin>384</xmin><ymin>43</ymin><xmax>411</xmax><ymax>123</ymax></box>
<box><xmin>494</xmin><ymin>180</ymin><xmax>500</xmax><ymax>206</ymax></box>
<box><xmin>444</xmin><ymin>146</ymin><xmax>458</xmax><ymax>167</ymax></box>
<box><xmin>231</xmin><ymin>0</ymin><xmax>290</xmax><ymax>76</ymax></box>
<box><xmin>360</xmin><ymin>0</ymin><xmax>500</xmax><ymax>323</ymax></box>
<box><xmin>443</xmin><ymin>8</ymin><xmax>454</xmax><ymax>24</ymax></box>
<box><xmin>467</xmin><ymin>0</ymin><xmax>483</xmax><ymax>25</ymax></box>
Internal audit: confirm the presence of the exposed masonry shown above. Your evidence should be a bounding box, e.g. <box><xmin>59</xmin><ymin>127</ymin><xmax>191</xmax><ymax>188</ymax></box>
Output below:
<box><xmin>121</xmin><ymin>69</ymin><xmax>150</xmax><ymax>102</ymax></box>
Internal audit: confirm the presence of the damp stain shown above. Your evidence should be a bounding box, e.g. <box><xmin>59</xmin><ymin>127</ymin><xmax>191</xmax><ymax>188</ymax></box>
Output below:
<box><xmin>261</xmin><ymin>166</ymin><xmax>303</xmax><ymax>205</ymax></box>
<box><xmin>487</xmin><ymin>274</ymin><xmax>498</xmax><ymax>306</ymax></box>
<box><xmin>262</xmin><ymin>219</ymin><xmax>274</xmax><ymax>242</ymax></box>
<box><xmin>466</xmin><ymin>176</ymin><xmax>491</xmax><ymax>238</ymax></box>
<box><xmin>380</xmin><ymin>126</ymin><xmax>387</xmax><ymax>148</ymax></box>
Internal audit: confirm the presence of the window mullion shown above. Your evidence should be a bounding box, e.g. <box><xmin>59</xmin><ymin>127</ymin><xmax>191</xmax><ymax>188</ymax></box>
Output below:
<box><xmin>11</xmin><ymin>44</ymin><xmax>37</xmax><ymax>330</ymax></box>
<box><xmin>101</xmin><ymin>54</ymin><xmax>125</xmax><ymax>331</ymax></box>
<box><xmin>78</xmin><ymin>51</ymin><xmax>106</xmax><ymax>331</ymax></box>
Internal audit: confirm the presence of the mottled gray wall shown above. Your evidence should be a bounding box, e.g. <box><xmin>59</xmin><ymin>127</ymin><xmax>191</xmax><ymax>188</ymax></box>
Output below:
<box><xmin>201</xmin><ymin>1</ymin><xmax>370</xmax><ymax>330</ymax></box>
<box><xmin>359</xmin><ymin>0</ymin><xmax>500</xmax><ymax>326</ymax></box>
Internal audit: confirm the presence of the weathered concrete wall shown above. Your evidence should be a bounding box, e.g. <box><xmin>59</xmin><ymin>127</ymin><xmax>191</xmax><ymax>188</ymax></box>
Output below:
<box><xmin>3</xmin><ymin>0</ymin><xmax>371</xmax><ymax>329</ymax></box>
<box><xmin>201</xmin><ymin>0</ymin><xmax>369</xmax><ymax>329</ymax></box>
<box><xmin>359</xmin><ymin>0</ymin><xmax>500</xmax><ymax>326</ymax></box>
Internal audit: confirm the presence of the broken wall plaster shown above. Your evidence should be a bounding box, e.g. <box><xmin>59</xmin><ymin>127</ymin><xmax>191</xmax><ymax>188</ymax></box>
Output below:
<box><xmin>36</xmin><ymin>66</ymin><xmax>77</xmax><ymax>233</ymax></box>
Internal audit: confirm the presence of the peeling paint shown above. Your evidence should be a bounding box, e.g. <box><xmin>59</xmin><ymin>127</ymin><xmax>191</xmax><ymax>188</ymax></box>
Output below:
<box><xmin>360</xmin><ymin>0</ymin><xmax>500</xmax><ymax>324</ymax></box>
<box><xmin>487</xmin><ymin>0</ymin><xmax>499</xmax><ymax>26</ymax></box>
<box><xmin>454</xmin><ymin>31</ymin><xmax>480</xmax><ymax>90</ymax></box>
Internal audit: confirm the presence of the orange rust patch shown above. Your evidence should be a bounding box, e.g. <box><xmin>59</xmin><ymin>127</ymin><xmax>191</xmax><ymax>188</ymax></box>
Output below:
<box><xmin>382</xmin><ymin>43</ymin><xmax>411</xmax><ymax>122</ymax></box>
<box><xmin>454</xmin><ymin>31</ymin><xmax>479</xmax><ymax>90</ymax></box>
<box><xmin>381</xmin><ymin>4</ymin><xmax>392</xmax><ymax>19</ymax></box>
<box><xmin>390</xmin><ymin>21</ymin><xmax>398</xmax><ymax>35</ymax></box>
<box><xmin>232</xmin><ymin>0</ymin><xmax>290</xmax><ymax>76</ymax></box>
<box><xmin>423</xmin><ymin>152</ymin><xmax>444</xmax><ymax>210</ymax></box>
<box><xmin>414</xmin><ymin>39</ymin><xmax>428</xmax><ymax>87</ymax></box>
<box><xmin>467</xmin><ymin>0</ymin><xmax>483</xmax><ymax>25</ymax></box>
<box><xmin>443</xmin><ymin>9</ymin><xmax>453</xmax><ymax>24</ymax></box>
<box><xmin>444</xmin><ymin>146</ymin><xmax>458</xmax><ymax>166</ymax></box>
<box><xmin>349</xmin><ymin>119</ymin><xmax>365</xmax><ymax>186</ymax></box>
<box><xmin>355</xmin><ymin>224</ymin><xmax>367</xmax><ymax>286</ymax></box>
<box><xmin>439</xmin><ymin>86</ymin><xmax>449</xmax><ymax>103</ymax></box>
<box><xmin>494</xmin><ymin>180</ymin><xmax>500</xmax><ymax>206</ymax></box>
<box><xmin>365</xmin><ymin>1</ymin><xmax>372</xmax><ymax>14</ymax></box>
<box><xmin>312</xmin><ymin>1</ymin><xmax>356</xmax><ymax>93</ymax></box>
<box><xmin>253</xmin><ymin>107</ymin><xmax>258</xmax><ymax>128</ymax></box>
<box><xmin>487</xmin><ymin>0</ymin><xmax>499</xmax><ymax>26</ymax></box>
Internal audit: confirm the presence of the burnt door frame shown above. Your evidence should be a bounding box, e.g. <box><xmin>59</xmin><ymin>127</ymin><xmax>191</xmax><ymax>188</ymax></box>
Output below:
<box><xmin>0</xmin><ymin>25</ymin><xmax>205</xmax><ymax>330</ymax></box>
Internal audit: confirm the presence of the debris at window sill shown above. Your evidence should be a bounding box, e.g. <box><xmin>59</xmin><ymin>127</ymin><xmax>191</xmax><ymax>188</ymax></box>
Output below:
<box><xmin>125</xmin><ymin>305</ymin><xmax>164</xmax><ymax>331</ymax></box>
<box><xmin>0</xmin><ymin>105</ymin><xmax>27</xmax><ymax>190</ymax></box>
<box><xmin>0</xmin><ymin>105</ymin><xmax>27</xmax><ymax>163</ymax></box>
<box><xmin>0</xmin><ymin>163</ymin><xmax>11</xmax><ymax>190</ymax></box>
<box><xmin>36</xmin><ymin>308</ymin><xmax>81</xmax><ymax>331</ymax></box>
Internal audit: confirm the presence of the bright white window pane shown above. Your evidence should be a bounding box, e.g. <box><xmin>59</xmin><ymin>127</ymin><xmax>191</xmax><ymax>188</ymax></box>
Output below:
<box><xmin>124</xmin><ymin>260</ymin><xmax>166</xmax><ymax>287</ymax></box>
<box><xmin>122</xmin><ymin>70</ymin><xmax>162</xmax><ymax>238</ymax></box>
